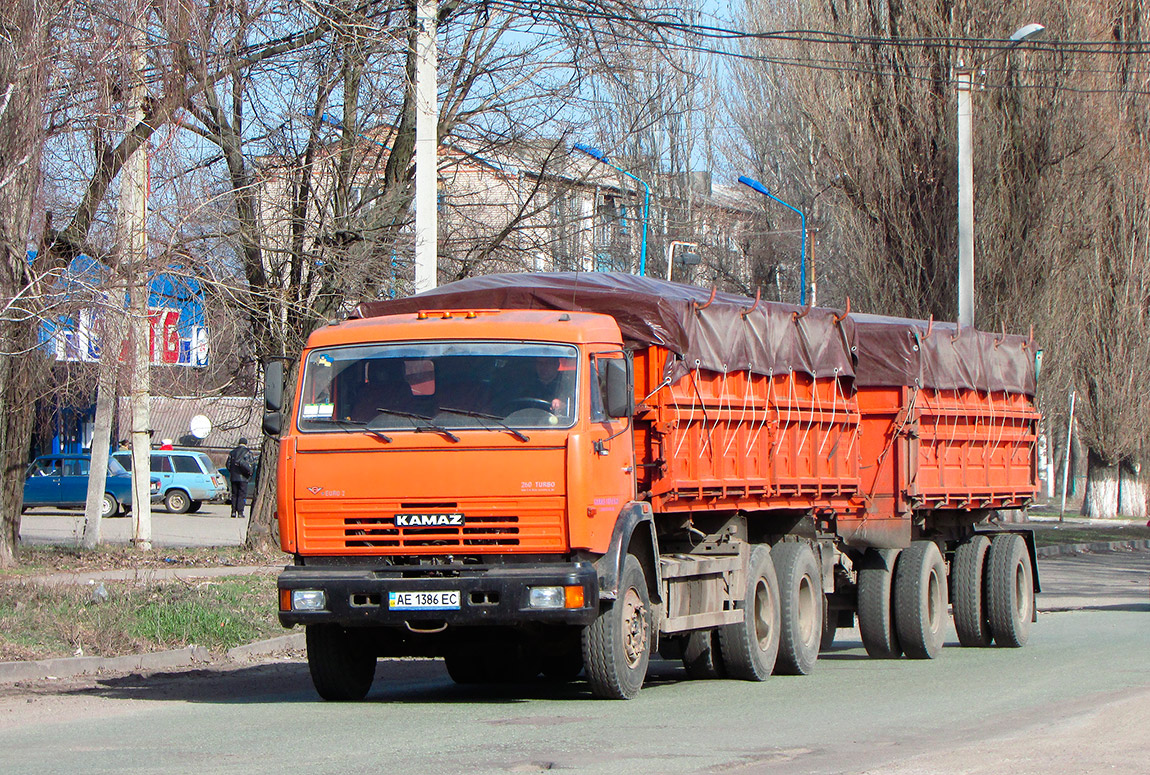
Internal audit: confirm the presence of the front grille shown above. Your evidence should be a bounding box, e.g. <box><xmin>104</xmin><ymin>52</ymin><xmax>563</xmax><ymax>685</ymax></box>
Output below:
<box><xmin>345</xmin><ymin>515</ymin><xmax>522</xmax><ymax>548</ymax></box>
<box><xmin>296</xmin><ymin>498</ymin><xmax>568</xmax><ymax>554</ymax></box>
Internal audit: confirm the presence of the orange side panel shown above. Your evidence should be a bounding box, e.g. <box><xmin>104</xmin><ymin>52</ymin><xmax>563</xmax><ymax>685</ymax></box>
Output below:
<box><xmin>634</xmin><ymin>347</ymin><xmax>861</xmax><ymax>515</ymax></box>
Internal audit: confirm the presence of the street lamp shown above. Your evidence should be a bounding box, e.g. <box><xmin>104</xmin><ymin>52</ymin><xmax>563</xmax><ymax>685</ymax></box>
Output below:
<box><xmin>573</xmin><ymin>142</ymin><xmax>651</xmax><ymax>276</ymax></box>
<box><xmin>738</xmin><ymin>175</ymin><xmax>808</xmax><ymax>306</ymax></box>
<box><xmin>665</xmin><ymin>240</ymin><xmax>700</xmax><ymax>281</ymax></box>
<box><xmin>956</xmin><ymin>23</ymin><xmax>1045</xmax><ymax>327</ymax></box>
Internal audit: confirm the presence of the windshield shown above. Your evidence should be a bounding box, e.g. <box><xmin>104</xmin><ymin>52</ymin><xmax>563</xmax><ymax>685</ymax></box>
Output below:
<box><xmin>298</xmin><ymin>341</ymin><xmax>578</xmax><ymax>433</ymax></box>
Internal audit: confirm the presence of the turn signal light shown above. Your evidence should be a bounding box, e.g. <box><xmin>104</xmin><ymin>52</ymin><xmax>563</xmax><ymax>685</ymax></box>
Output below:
<box><xmin>564</xmin><ymin>585</ymin><xmax>585</xmax><ymax>608</ymax></box>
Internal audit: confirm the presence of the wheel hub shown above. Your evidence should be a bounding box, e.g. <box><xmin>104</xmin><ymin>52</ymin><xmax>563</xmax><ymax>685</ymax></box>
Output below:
<box><xmin>621</xmin><ymin>586</ymin><xmax>648</xmax><ymax>668</ymax></box>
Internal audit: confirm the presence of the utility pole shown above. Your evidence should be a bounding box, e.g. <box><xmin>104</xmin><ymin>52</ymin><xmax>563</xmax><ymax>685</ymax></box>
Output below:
<box><xmin>413</xmin><ymin>0</ymin><xmax>438</xmax><ymax>293</ymax></box>
<box><xmin>121</xmin><ymin>14</ymin><xmax>151</xmax><ymax>549</ymax></box>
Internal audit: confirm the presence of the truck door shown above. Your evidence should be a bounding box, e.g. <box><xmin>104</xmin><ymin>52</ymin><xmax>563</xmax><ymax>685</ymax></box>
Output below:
<box><xmin>586</xmin><ymin>351</ymin><xmax>636</xmax><ymax>521</ymax></box>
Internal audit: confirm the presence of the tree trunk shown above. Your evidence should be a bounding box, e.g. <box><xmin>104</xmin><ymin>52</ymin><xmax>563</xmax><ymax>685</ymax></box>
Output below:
<box><xmin>1081</xmin><ymin>448</ymin><xmax>1119</xmax><ymax>519</ymax></box>
<box><xmin>81</xmin><ymin>308</ymin><xmax>125</xmax><ymax>548</ymax></box>
<box><xmin>245</xmin><ymin>360</ymin><xmax>296</xmax><ymax>552</ymax></box>
<box><xmin>1118</xmin><ymin>458</ymin><xmax>1147</xmax><ymax>520</ymax></box>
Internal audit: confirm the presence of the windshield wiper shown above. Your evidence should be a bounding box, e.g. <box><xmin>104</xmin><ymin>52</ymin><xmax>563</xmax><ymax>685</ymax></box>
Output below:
<box><xmin>374</xmin><ymin>408</ymin><xmax>461</xmax><ymax>442</ymax></box>
<box><xmin>437</xmin><ymin>407</ymin><xmax>530</xmax><ymax>442</ymax></box>
<box><xmin>317</xmin><ymin>418</ymin><xmax>391</xmax><ymax>443</ymax></box>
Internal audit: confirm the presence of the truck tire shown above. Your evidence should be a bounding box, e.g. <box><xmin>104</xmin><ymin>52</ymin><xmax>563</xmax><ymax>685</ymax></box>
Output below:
<box><xmin>682</xmin><ymin>630</ymin><xmax>726</xmax><ymax>680</ymax></box>
<box><xmin>771</xmin><ymin>542</ymin><xmax>822</xmax><ymax>676</ymax></box>
<box><xmin>582</xmin><ymin>554</ymin><xmax>651</xmax><ymax>699</ymax></box>
<box><xmin>305</xmin><ymin>624</ymin><xmax>376</xmax><ymax>701</ymax></box>
<box><xmin>857</xmin><ymin>548</ymin><xmax>903</xmax><ymax>658</ymax></box>
<box><xmin>987</xmin><ymin>533</ymin><xmax>1034</xmax><ymax>648</ymax></box>
<box><xmin>717</xmin><ymin>544</ymin><xmax>780</xmax><ymax>680</ymax></box>
<box><xmin>952</xmin><ymin>535</ymin><xmax>993</xmax><ymax>647</ymax></box>
<box><xmin>819</xmin><ymin>598</ymin><xmax>837</xmax><ymax>652</ymax></box>
<box><xmin>893</xmin><ymin>540</ymin><xmax>947</xmax><ymax>659</ymax></box>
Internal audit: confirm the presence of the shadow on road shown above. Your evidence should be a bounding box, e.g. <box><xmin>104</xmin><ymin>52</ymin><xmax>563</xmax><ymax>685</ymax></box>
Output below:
<box><xmin>54</xmin><ymin>657</ymin><xmax>692</xmax><ymax>705</ymax></box>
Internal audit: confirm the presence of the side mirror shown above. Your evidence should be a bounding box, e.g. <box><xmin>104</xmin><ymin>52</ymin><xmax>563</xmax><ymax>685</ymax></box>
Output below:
<box><xmin>264</xmin><ymin>361</ymin><xmax>284</xmax><ymax>412</ymax></box>
<box><xmin>262</xmin><ymin>412</ymin><xmax>282</xmax><ymax>437</ymax></box>
<box><xmin>604</xmin><ymin>359</ymin><xmax>633</xmax><ymax>419</ymax></box>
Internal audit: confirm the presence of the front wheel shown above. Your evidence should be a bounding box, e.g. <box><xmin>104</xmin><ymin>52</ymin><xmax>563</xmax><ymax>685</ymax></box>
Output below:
<box><xmin>582</xmin><ymin>554</ymin><xmax>651</xmax><ymax>699</ymax></box>
<box><xmin>165</xmin><ymin>489</ymin><xmax>191</xmax><ymax>514</ymax></box>
<box><xmin>305</xmin><ymin>624</ymin><xmax>376</xmax><ymax>701</ymax></box>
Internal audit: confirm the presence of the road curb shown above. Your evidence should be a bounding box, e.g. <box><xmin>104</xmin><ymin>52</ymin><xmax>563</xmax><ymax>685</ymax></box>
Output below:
<box><xmin>0</xmin><ymin>645</ymin><xmax>212</xmax><ymax>685</ymax></box>
<box><xmin>1036</xmin><ymin>539</ymin><xmax>1150</xmax><ymax>557</ymax></box>
<box><xmin>0</xmin><ymin>631</ymin><xmax>305</xmax><ymax>686</ymax></box>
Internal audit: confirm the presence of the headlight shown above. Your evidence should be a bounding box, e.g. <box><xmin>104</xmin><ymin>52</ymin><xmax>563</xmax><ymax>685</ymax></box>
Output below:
<box><xmin>527</xmin><ymin>585</ymin><xmax>586</xmax><ymax>609</ymax></box>
<box><xmin>291</xmin><ymin>590</ymin><xmax>326</xmax><ymax>611</ymax></box>
<box><xmin>528</xmin><ymin>586</ymin><xmax>565</xmax><ymax>609</ymax></box>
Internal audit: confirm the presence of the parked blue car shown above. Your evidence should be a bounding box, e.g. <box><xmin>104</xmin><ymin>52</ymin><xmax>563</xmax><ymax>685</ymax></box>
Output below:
<box><xmin>23</xmin><ymin>454</ymin><xmax>161</xmax><ymax>518</ymax></box>
<box><xmin>112</xmin><ymin>450</ymin><xmax>228</xmax><ymax>513</ymax></box>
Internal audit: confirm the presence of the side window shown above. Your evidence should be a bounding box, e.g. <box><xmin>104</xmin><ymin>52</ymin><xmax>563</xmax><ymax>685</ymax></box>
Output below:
<box><xmin>31</xmin><ymin>459</ymin><xmax>61</xmax><ymax>477</ymax></box>
<box><xmin>117</xmin><ymin>455</ymin><xmax>132</xmax><ymax>471</ymax></box>
<box><xmin>63</xmin><ymin>459</ymin><xmax>89</xmax><ymax>476</ymax></box>
<box><xmin>172</xmin><ymin>455</ymin><xmax>201</xmax><ymax>474</ymax></box>
<box><xmin>151</xmin><ymin>455</ymin><xmax>173</xmax><ymax>473</ymax></box>
<box><xmin>589</xmin><ymin>352</ymin><xmax>625</xmax><ymax>422</ymax></box>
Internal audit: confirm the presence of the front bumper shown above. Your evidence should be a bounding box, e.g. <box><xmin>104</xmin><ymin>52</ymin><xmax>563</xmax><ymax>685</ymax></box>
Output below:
<box><xmin>278</xmin><ymin>561</ymin><xmax>600</xmax><ymax>628</ymax></box>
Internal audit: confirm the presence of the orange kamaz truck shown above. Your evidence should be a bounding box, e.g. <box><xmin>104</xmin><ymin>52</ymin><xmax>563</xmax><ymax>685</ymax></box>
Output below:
<box><xmin>264</xmin><ymin>273</ymin><xmax>1041</xmax><ymax>700</ymax></box>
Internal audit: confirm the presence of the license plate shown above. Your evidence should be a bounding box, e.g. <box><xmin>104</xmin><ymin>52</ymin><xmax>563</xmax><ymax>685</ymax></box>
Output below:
<box><xmin>388</xmin><ymin>590</ymin><xmax>461</xmax><ymax>611</ymax></box>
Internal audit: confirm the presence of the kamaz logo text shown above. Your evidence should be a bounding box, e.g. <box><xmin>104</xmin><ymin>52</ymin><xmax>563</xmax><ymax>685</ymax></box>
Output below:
<box><xmin>395</xmin><ymin>513</ymin><xmax>465</xmax><ymax>527</ymax></box>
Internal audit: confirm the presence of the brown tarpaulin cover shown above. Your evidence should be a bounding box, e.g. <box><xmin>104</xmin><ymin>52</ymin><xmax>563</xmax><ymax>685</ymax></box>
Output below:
<box><xmin>355</xmin><ymin>273</ymin><xmax>1036</xmax><ymax>395</ymax></box>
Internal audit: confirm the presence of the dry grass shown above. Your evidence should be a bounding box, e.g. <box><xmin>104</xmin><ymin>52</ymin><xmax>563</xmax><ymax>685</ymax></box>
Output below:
<box><xmin>0</xmin><ymin>574</ymin><xmax>282</xmax><ymax>662</ymax></box>
<box><xmin>1</xmin><ymin>545</ymin><xmax>288</xmax><ymax>577</ymax></box>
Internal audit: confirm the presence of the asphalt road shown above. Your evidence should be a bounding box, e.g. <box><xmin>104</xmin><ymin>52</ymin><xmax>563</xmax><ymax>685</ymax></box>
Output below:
<box><xmin>19</xmin><ymin>502</ymin><xmax>248</xmax><ymax>547</ymax></box>
<box><xmin>0</xmin><ymin>550</ymin><xmax>1146</xmax><ymax>775</ymax></box>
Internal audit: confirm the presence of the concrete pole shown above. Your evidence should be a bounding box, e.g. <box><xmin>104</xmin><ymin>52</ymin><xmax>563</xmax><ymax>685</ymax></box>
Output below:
<box><xmin>121</xmin><ymin>17</ymin><xmax>152</xmax><ymax>549</ymax></box>
<box><xmin>956</xmin><ymin>68</ymin><xmax>975</xmax><ymax>328</ymax></box>
<box><xmin>413</xmin><ymin>0</ymin><xmax>438</xmax><ymax>293</ymax></box>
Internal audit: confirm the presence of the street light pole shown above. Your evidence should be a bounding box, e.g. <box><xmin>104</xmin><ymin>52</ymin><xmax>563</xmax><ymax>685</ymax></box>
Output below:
<box><xmin>573</xmin><ymin>143</ymin><xmax>650</xmax><ymax>276</ymax></box>
<box><xmin>738</xmin><ymin>175</ymin><xmax>807</xmax><ymax>306</ymax></box>
<box><xmin>957</xmin><ymin>67</ymin><xmax>975</xmax><ymax>327</ymax></box>
<box><xmin>414</xmin><ymin>0</ymin><xmax>438</xmax><ymax>293</ymax></box>
<box><xmin>956</xmin><ymin>23</ymin><xmax>1045</xmax><ymax>327</ymax></box>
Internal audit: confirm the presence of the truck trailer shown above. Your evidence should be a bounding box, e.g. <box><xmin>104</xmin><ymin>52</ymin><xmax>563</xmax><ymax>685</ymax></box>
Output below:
<box><xmin>265</xmin><ymin>273</ymin><xmax>1041</xmax><ymax>700</ymax></box>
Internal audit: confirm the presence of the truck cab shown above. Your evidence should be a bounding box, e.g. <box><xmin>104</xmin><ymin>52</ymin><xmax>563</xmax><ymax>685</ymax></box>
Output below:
<box><xmin>272</xmin><ymin>309</ymin><xmax>639</xmax><ymax>696</ymax></box>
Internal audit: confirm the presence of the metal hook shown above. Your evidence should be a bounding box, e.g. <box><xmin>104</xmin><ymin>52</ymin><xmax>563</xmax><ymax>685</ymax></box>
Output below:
<box><xmin>693</xmin><ymin>287</ymin><xmax>717</xmax><ymax>314</ymax></box>
<box><xmin>792</xmin><ymin>302</ymin><xmax>812</xmax><ymax>322</ymax></box>
<box><xmin>924</xmin><ymin>314</ymin><xmax>934</xmax><ymax>338</ymax></box>
<box><xmin>950</xmin><ymin>320</ymin><xmax>961</xmax><ymax>342</ymax></box>
<box><xmin>740</xmin><ymin>288</ymin><xmax>762</xmax><ymax>318</ymax></box>
<box><xmin>832</xmin><ymin>296</ymin><xmax>851</xmax><ymax>324</ymax></box>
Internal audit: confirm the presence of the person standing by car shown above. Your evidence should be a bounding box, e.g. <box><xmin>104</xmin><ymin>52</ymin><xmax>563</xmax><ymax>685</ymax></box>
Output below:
<box><xmin>225</xmin><ymin>438</ymin><xmax>256</xmax><ymax>519</ymax></box>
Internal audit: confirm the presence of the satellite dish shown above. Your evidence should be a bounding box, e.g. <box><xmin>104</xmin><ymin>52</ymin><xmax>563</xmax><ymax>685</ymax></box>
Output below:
<box><xmin>189</xmin><ymin>415</ymin><xmax>212</xmax><ymax>440</ymax></box>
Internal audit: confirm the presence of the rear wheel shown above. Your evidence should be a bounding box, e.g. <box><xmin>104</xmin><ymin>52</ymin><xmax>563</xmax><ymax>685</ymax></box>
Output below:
<box><xmin>771</xmin><ymin>542</ymin><xmax>823</xmax><ymax>675</ymax></box>
<box><xmin>582</xmin><ymin>554</ymin><xmax>651</xmax><ymax>699</ymax></box>
<box><xmin>682</xmin><ymin>630</ymin><xmax>726</xmax><ymax>680</ymax></box>
<box><xmin>893</xmin><ymin>540</ymin><xmax>947</xmax><ymax>659</ymax></box>
<box><xmin>188</xmin><ymin>500</ymin><xmax>203</xmax><ymax>513</ymax></box>
<box><xmin>857</xmin><ymin>548</ymin><xmax>902</xmax><ymax>658</ymax></box>
<box><xmin>100</xmin><ymin>493</ymin><xmax>118</xmax><ymax>519</ymax></box>
<box><xmin>305</xmin><ymin>624</ymin><xmax>376</xmax><ymax>701</ymax></box>
<box><xmin>165</xmin><ymin>489</ymin><xmax>191</xmax><ymax>514</ymax></box>
<box><xmin>952</xmin><ymin>535</ymin><xmax>993</xmax><ymax>647</ymax></box>
<box><xmin>987</xmin><ymin>533</ymin><xmax>1034</xmax><ymax>647</ymax></box>
<box><xmin>717</xmin><ymin>544</ymin><xmax>780</xmax><ymax>680</ymax></box>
